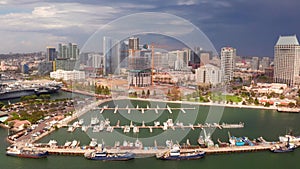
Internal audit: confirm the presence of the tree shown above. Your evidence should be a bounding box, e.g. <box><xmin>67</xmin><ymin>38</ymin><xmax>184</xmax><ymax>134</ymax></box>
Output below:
<box><xmin>147</xmin><ymin>89</ymin><xmax>150</xmax><ymax>96</ymax></box>
<box><xmin>288</xmin><ymin>102</ymin><xmax>296</xmax><ymax>108</ymax></box>
<box><xmin>254</xmin><ymin>98</ymin><xmax>259</xmax><ymax>105</ymax></box>
<box><xmin>0</xmin><ymin>102</ymin><xmax>4</xmax><ymax>109</ymax></box>
<box><xmin>264</xmin><ymin>102</ymin><xmax>270</xmax><ymax>107</ymax></box>
<box><xmin>142</xmin><ymin>90</ymin><xmax>145</xmax><ymax>96</ymax></box>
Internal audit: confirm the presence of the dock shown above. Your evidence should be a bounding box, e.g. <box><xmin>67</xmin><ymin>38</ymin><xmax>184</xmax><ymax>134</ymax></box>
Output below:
<box><xmin>60</xmin><ymin>122</ymin><xmax>245</xmax><ymax>133</ymax></box>
<box><xmin>94</xmin><ymin>105</ymin><xmax>196</xmax><ymax>114</ymax></box>
<box><xmin>16</xmin><ymin>141</ymin><xmax>300</xmax><ymax>157</ymax></box>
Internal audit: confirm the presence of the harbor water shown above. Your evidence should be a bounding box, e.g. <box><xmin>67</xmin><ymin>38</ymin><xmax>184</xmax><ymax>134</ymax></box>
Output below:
<box><xmin>0</xmin><ymin>91</ymin><xmax>299</xmax><ymax>169</ymax></box>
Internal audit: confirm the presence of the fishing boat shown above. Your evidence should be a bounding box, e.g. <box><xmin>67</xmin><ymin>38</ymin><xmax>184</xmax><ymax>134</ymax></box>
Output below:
<box><xmin>84</xmin><ymin>150</ymin><xmax>135</xmax><ymax>161</ymax></box>
<box><xmin>123</xmin><ymin>126</ymin><xmax>130</xmax><ymax>133</ymax></box>
<box><xmin>228</xmin><ymin>132</ymin><xmax>245</xmax><ymax>146</ymax></box>
<box><xmin>48</xmin><ymin>140</ymin><xmax>57</xmax><ymax>147</ymax></box>
<box><xmin>134</xmin><ymin>139</ymin><xmax>143</xmax><ymax>149</ymax></box>
<box><xmin>217</xmin><ymin>138</ymin><xmax>229</xmax><ymax>147</ymax></box>
<box><xmin>106</xmin><ymin>126</ymin><xmax>114</xmax><ymax>132</ymax></box>
<box><xmin>270</xmin><ymin>138</ymin><xmax>297</xmax><ymax>153</ymax></box>
<box><xmin>199</xmin><ymin>129</ymin><xmax>214</xmax><ymax>147</ymax></box>
<box><xmin>64</xmin><ymin>140</ymin><xmax>72</xmax><ymax>147</ymax></box>
<box><xmin>70</xmin><ymin>140</ymin><xmax>79</xmax><ymax>147</ymax></box>
<box><xmin>156</xmin><ymin>144</ymin><xmax>205</xmax><ymax>160</ymax></box>
<box><xmin>78</xmin><ymin>119</ymin><xmax>84</xmax><ymax>125</ymax></box>
<box><xmin>81</xmin><ymin>125</ymin><xmax>88</xmax><ymax>132</ymax></box>
<box><xmin>133</xmin><ymin>126</ymin><xmax>139</xmax><ymax>133</ymax></box>
<box><xmin>91</xmin><ymin>117</ymin><xmax>99</xmax><ymax>126</ymax></box>
<box><xmin>67</xmin><ymin>126</ymin><xmax>74</xmax><ymax>132</ymax></box>
<box><xmin>279</xmin><ymin>135</ymin><xmax>300</xmax><ymax>143</ymax></box>
<box><xmin>89</xmin><ymin>138</ymin><xmax>98</xmax><ymax>147</ymax></box>
<box><xmin>6</xmin><ymin>146</ymin><xmax>48</xmax><ymax>159</ymax></box>
<box><xmin>197</xmin><ymin>136</ymin><xmax>206</xmax><ymax>148</ymax></box>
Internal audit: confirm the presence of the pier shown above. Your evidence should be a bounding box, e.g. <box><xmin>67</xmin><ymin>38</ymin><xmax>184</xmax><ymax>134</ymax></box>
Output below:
<box><xmin>61</xmin><ymin>122</ymin><xmax>244</xmax><ymax>133</ymax></box>
<box><xmin>94</xmin><ymin>105</ymin><xmax>196</xmax><ymax>114</ymax></box>
<box><xmin>15</xmin><ymin>141</ymin><xmax>300</xmax><ymax>157</ymax></box>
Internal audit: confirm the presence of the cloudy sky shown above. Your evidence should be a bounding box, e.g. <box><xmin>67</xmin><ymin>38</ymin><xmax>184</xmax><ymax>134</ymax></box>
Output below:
<box><xmin>0</xmin><ymin>0</ymin><xmax>299</xmax><ymax>56</ymax></box>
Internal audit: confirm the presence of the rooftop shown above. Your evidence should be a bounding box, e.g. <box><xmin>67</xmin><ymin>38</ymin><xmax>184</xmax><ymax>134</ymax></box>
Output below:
<box><xmin>276</xmin><ymin>35</ymin><xmax>299</xmax><ymax>45</ymax></box>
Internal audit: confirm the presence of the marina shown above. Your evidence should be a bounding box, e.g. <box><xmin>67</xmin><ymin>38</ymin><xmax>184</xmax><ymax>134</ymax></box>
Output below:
<box><xmin>7</xmin><ymin>137</ymin><xmax>300</xmax><ymax>158</ymax></box>
<box><xmin>61</xmin><ymin>120</ymin><xmax>244</xmax><ymax>133</ymax></box>
<box><xmin>1</xmin><ymin>95</ymin><xmax>300</xmax><ymax>169</ymax></box>
<box><xmin>96</xmin><ymin>104</ymin><xmax>196</xmax><ymax>114</ymax></box>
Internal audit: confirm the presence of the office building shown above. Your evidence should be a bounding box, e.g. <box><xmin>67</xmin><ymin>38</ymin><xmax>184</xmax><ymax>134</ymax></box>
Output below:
<box><xmin>46</xmin><ymin>47</ymin><xmax>57</xmax><ymax>61</ymax></box>
<box><xmin>58</xmin><ymin>43</ymin><xmax>79</xmax><ymax>59</ymax></box>
<box><xmin>103</xmin><ymin>37</ymin><xmax>121</xmax><ymax>75</ymax></box>
<box><xmin>196</xmin><ymin>64</ymin><xmax>221</xmax><ymax>85</ymax></box>
<box><xmin>274</xmin><ymin>35</ymin><xmax>300</xmax><ymax>86</ymax></box>
<box><xmin>127</xmin><ymin>37</ymin><xmax>152</xmax><ymax>87</ymax></box>
<box><xmin>50</xmin><ymin>69</ymin><xmax>85</xmax><ymax>81</ymax></box>
<box><xmin>260</xmin><ymin>57</ymin><xmax>270</xmax><ymax>71</ymax></box>
<box><xmin>56</xmin><ymin>42</ymin><xmax>79</xmax><ymax>71</ymax></box>
<box><xmin>221</xmin><ymin>47</ymin><xmax>236</xmax><ymax>82</ymax></box>
<box><xmin>21</xmin><ymin>63</ymin><xmax>29</xmax><ymax>74</ymax></box>
<box><xmin>251</xmin><ymin>57</ymin><xmax>259</xmax><ymax>71</ymax></box>
<box><xmin>38</xmin><ymin>61</ymin><xmax>53</xmax><ymax>75</ymax></box>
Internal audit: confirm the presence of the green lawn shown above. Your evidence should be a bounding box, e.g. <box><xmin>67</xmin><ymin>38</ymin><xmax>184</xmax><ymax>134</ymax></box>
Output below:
<box><xmin>210</xmin><ymin>94</ymin><xmax>242</xmax><ymax>103</ymax></box>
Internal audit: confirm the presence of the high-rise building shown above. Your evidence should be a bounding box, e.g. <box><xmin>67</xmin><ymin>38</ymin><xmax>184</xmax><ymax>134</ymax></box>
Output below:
<box><xmin>58</xmin><ymin>43</ymin><xmax>79</xmax><ymax>59</ymax></box>
<box><xmin>195</xmin><ymin>64</ymin><xmax>221</xmax><ymax>85</ymax></box>
<box><xmin>260</xmin><ymin>57</ymin><xmax>270</xmax><ymax>71</ymax></box>
<box><xmin>87</xmin><ymin>53</ymin><xmax>103</xmax><ymax>68</ymax></box>
<box><xmin>127</xmin><ymin>37</ymin><xmax>152</xmax><ymax>87</ymax></box>
<box><xmin>221</xmin><ymin>47</ymin><xmax>236</xmax><ymax>82</ymax></box>
<box><xmin>46</xmin><ymin>47</ymin><xmax>56</xmax><ymax>61</ymax></box>
<box><xmin>274</xmin><ymin>35</ymin><xmax>300</xmax><ymax>86</ymax></box>
<box><xmin>200</xmin><ymin>53</ymin><xmax>210</xmax><ymax>66</ymax></box>
<box><xmin>251</xmin><ymin>57</ymin><xmax>259</xmax><ymax>71</ymax></box>
<box><xmin>21</xmin><ymin>63</ymin><xmax>29</xmax><ymax>74</ymax></box>
<box><xmin>103</xmin><ymin>36</ymin><xmax>121</xmax><ymax>75</ymax></box>
<box><xmin>129</xmin><ymin>37</ymin><xmax>139</xmax><ymax>50</ymax></box>
<box><xmin>56</xmin><ymin>42</ymin><xmax>79</xmax><ymax>71</ymax></box>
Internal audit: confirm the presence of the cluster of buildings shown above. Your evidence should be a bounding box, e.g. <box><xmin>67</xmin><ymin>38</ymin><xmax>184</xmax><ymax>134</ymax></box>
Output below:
<box><xmin>2</xmin><ymin>34</ymin><xmax>300</xmax><ymax>89</ymax></box>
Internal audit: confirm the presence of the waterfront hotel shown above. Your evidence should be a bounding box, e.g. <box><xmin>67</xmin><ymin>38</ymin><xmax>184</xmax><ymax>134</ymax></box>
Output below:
<box><xmin>274</xmin><ymin>35</ymin><xmax>300</xmax><ymax>86</ymax></box>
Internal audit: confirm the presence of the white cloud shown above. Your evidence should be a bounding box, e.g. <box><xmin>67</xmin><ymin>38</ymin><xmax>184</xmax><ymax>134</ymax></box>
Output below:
<box><xmin>32</xmin><ymin>6</ymin><xmax>57</xmax><ymax>17</ymax></box>
<box><xmin>0</xmin><ymin>2</ymin><xmax>125</xmax><ymax>53</ymax></box>
<box><xmin>0</xmin><ymin>0</ymin><xmax>7</xmax><ymax>5</ymax></box>
<box><xmin>177</xmin><ymin>0</ymin><xmax>198</xmax><ymax>6</ymax></box>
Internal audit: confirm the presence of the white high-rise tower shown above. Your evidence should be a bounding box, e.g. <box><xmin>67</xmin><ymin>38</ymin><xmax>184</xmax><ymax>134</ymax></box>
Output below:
<box><xmin>221</xmin><ymin>47</ymin><xmax>236</xmax><ymax>82</ymax></box>
<box><xmin>274</xmin><ymin>35</ymin><xmax>300</xmax><ymax>86</ymax></box>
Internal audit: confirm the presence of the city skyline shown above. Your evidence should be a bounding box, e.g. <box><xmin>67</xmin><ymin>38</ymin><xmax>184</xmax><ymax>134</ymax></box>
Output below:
<box><xmin>0</xmin><ymin>0</ymin><xmax>299</xmax><ymax>57</ymax></box>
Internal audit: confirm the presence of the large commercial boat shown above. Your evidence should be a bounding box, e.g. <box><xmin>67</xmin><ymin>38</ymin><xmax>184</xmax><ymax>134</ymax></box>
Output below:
<box><xmin>6</xmin><ymin>146</ymin><xmax>48</xmax><ymax>159</ymax></box>
<box><xmin>0</xmin><ymin>81</ymin><xmax>62</xmax><ymax>100</ymax></box>
<box><xmin>84</xmin><ymin>151</ymin><xmax>135</xmax><ymax>161</ymax></box>
<box><xmin>156</xmin><ymin>144</ymin><xmax>205</xmax><ymax>160</ymax></box>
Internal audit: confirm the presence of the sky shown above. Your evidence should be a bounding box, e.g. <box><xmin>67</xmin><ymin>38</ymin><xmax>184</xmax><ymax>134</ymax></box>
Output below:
<box><xmin>0</xmin><ymin>0</ymin><xmax>299</xmax><ymax>57</ymax></box>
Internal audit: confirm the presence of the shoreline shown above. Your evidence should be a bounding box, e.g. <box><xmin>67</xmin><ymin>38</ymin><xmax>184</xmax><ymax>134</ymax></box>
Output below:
<box><xmin>124</xmin><ymin>97</ymin><xmax>278</xmax><ymax>111</ymax></box>
<box><xmin>59</xmin><ymin>88</ymin><xmax>280</xmax><ymax>111</ymax></box>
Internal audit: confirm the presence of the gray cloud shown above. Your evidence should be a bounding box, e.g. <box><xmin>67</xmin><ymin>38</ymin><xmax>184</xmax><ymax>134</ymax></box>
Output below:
<box><xmin>0</xmin><ymin>0</ymin><xmax>299</xmax><ymax>56</ymax></box>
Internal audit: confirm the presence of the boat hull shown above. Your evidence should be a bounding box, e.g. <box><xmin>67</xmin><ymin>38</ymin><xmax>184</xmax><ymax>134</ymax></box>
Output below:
<box><xmin>270</xmin><ymin>148</ymin><xmax>295</xmax><ymax>153</ymax></box>
<box><xmin>6</xmin><ymin>151</ymin><xmax>48</xmax><ymax>158</ymax></box>
<box><xmin>85</xmin><ymin>152</ymin><xmax>135</xmax><ymax>161</ymax></box>
<box><xmin>158</xmin><ymin>152</ymin><xmax>205</xmax><ymax>160</ymax></box>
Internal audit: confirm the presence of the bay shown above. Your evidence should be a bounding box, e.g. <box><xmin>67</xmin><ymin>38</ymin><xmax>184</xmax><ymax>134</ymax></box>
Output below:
<box><xmin>0</xmin><ymin>91</ymin><xmax>299</xmax><ymax>169</ymax></box>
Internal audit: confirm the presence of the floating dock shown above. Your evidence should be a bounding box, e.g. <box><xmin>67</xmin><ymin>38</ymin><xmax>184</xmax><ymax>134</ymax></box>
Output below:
<box><xmin>61</xmin><ymin>122</ymin><xmax>244</xmax><ymax>133</ymax></box>
<box><xmin>94</xmin><ymin>105</ymin><xmax>196</xmax><ymax>114</ymax></box>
